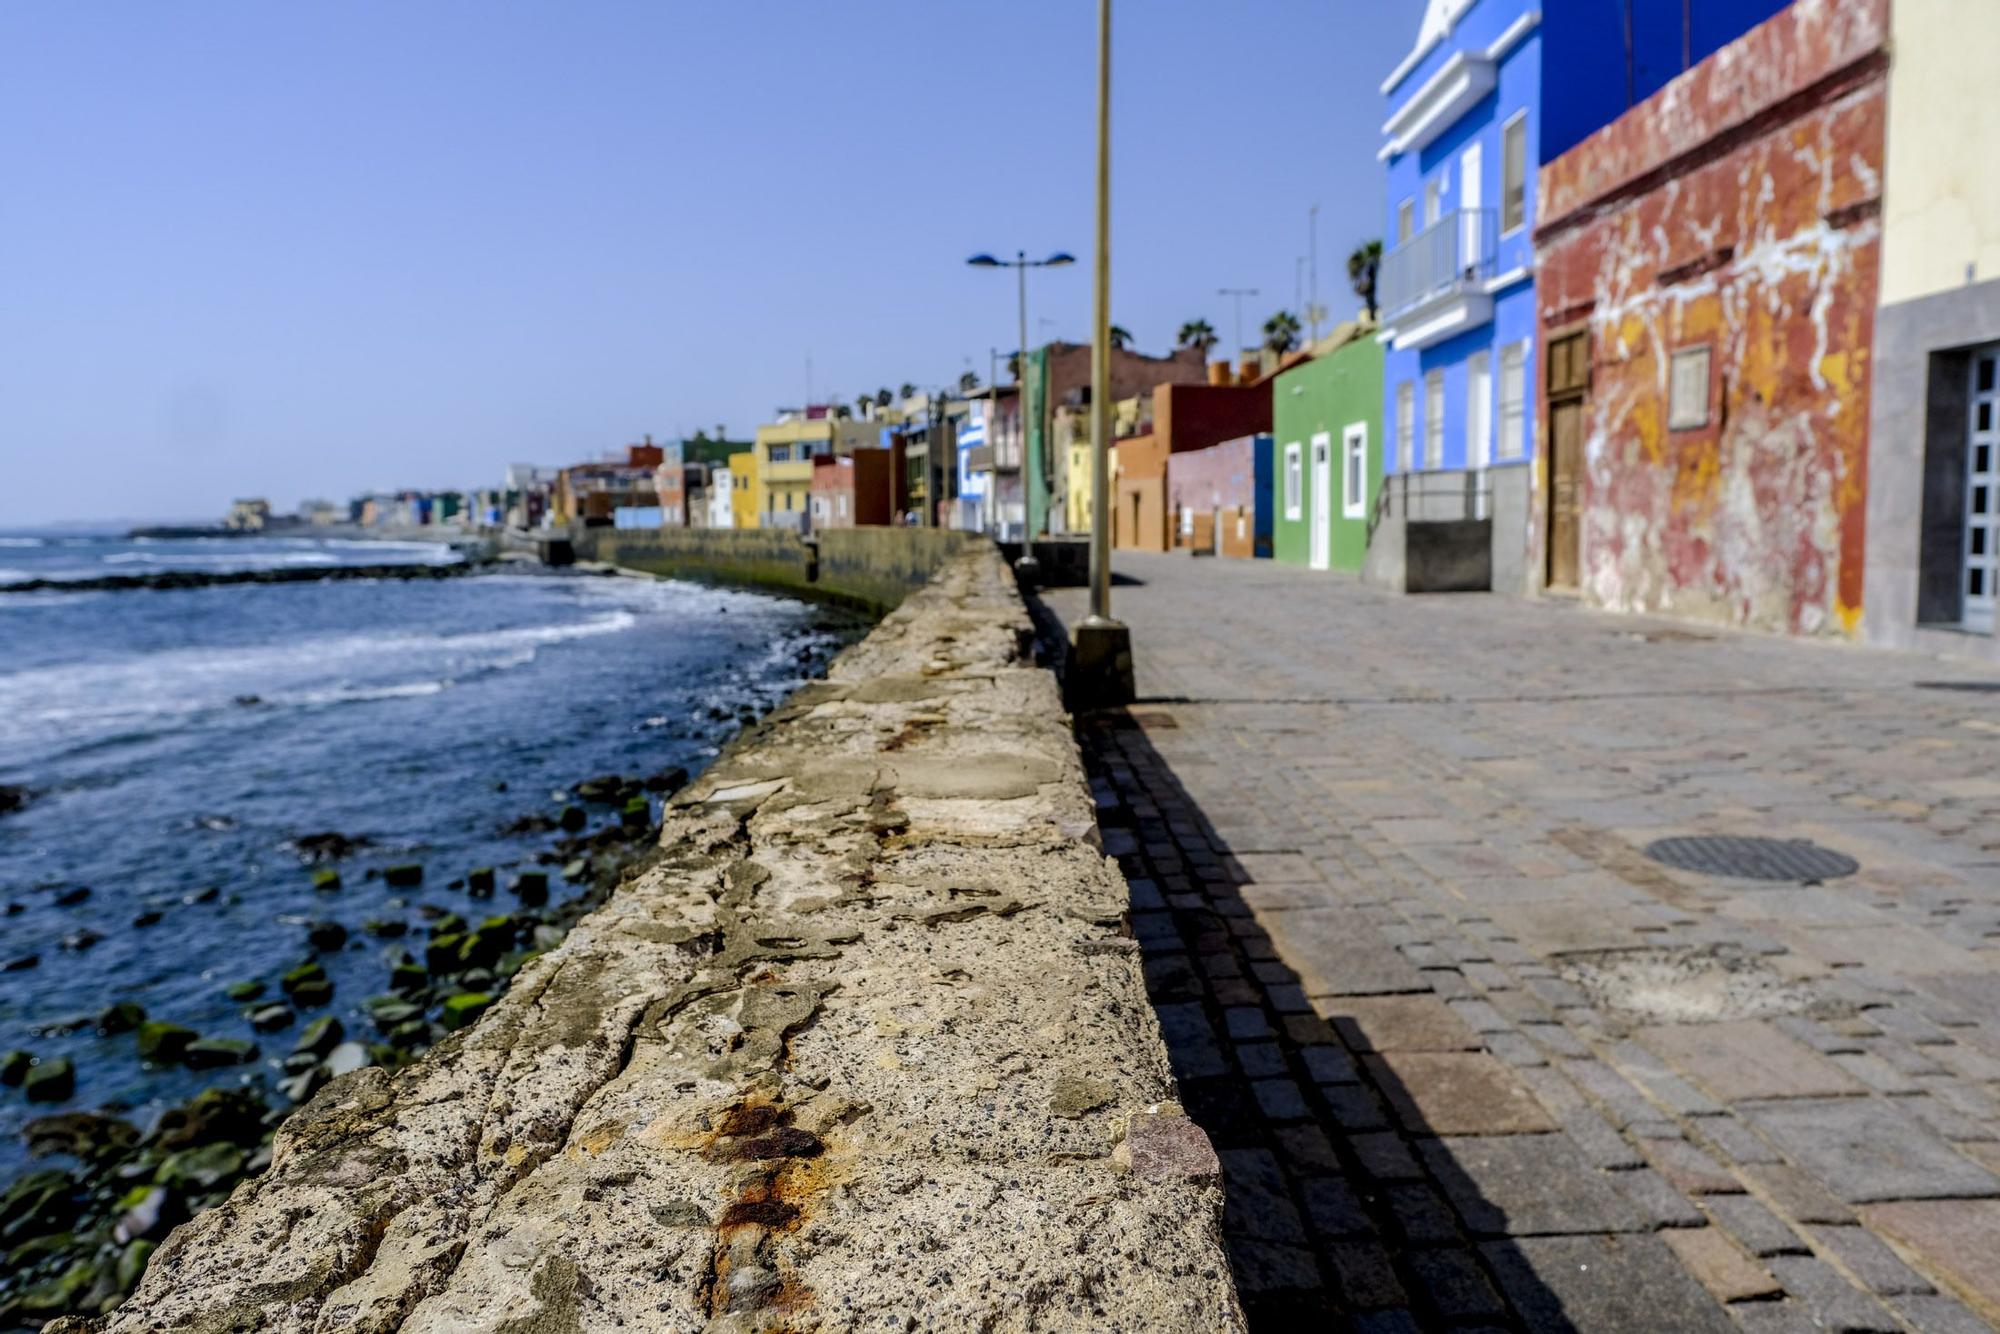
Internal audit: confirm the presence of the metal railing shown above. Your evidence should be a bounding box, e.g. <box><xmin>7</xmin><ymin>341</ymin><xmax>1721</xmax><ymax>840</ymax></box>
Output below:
<box><xmin>1367</xmin><ymin>468</ymin><xmax>1495</xmax><ymax>543</ymax></box>
<box><xmin>1380</xmin><ymin>209</ymin><xmax>1498</xmax><ymax>321</ymax></box>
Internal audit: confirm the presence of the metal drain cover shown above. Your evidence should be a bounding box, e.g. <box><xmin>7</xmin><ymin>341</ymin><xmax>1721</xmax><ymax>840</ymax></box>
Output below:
<box><xmin>1644</xmin><ymin>835</ymin><xmax>1858</xmax><ymax>882</ymax></box>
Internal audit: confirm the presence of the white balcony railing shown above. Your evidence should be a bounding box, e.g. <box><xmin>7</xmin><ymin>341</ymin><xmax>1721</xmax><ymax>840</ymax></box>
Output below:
<box><xmin>1380</xmin><ymin>208</ymin><xmax>1498</xmax><ymax>323</ymax></box>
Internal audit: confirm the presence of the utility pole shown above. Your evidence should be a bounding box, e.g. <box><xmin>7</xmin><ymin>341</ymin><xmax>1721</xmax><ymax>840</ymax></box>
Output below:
<box><xmin>1073</xmin><ymin>0</ymin><xmax>1134</xmax><ymax>709</ymax></box>
<box><xmin>1217</xmin><ymin>287</ymin><xmax>1260</xmax><ymax>357</ymax></box>
<box><xmin>1309</xmin><ymin>203</ymin><xmax>1321</xmax><ymax>343</ymax></box>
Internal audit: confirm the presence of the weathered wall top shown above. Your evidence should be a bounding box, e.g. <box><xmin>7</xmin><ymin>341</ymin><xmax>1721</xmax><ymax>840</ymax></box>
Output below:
<box><xmin>60</xmin><ymin>547</ymin><xmax>1242</xmax><ymax>1333</ymax></box>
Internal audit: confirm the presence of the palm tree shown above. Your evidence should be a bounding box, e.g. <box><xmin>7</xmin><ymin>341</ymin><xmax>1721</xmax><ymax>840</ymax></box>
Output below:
<box><xmin>1177</xmin><ymin>318</ymin><xmax>1218</xmax><ymax>353</ymax></box>
<box><xmin>1348</xmin><ymin>239</ymin><xmax>1383</xmax><ymax>321</ymax></box>
<box><xmin>1108</xmin><ymin>325</ymin><xmax>1133</xmax><ymax>350</ymax></box>
<box><xmin>875</xmin><ymin>387</ymin><xmax>893</xmax><ymax>408</ymax></box>
<box><xmin>1262</xmin><ymin>310</ymin><xmax>1303</xmax><ymax>355</ymax></box>
<box><xmin>854</xmin><ymin>394</ymin><xmax>873</xmax><ymax>419</ymax></box>
<box><xmin>957</xmin><ymin>370</ymin><xmax>981</xmax><ymax>393</ymax></box>
<box><xmin>898</xmin><ymin>382</ymin><xmax>916</xmax><ymax>399</ymax></box>
<box><xmin>1006</xmin><ymin>353</ymin><xmax>1021</xmax><ymax>381</ymax></box>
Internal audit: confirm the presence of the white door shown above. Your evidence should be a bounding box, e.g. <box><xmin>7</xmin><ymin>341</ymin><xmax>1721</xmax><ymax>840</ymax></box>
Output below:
<box><xmin>1967</xmin><ymin>345</ymin><xmax>1999</xmax><ymax>633</ymax></box>
<box><xmin>1310</xmin><ymin>432</ymin><xmax>1332</xmax><ymax>571</ymax></box>
<box><xmin>1460</xmin><ymin>141</ymin><xmax>1483</xmax><ymax>270</ymax></box>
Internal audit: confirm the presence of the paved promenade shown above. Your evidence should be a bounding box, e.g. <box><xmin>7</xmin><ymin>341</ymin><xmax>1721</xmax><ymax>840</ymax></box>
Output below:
<box><xmin>1045</xmin><ymin>554</ymin><xmax>2000</xmax><ymax>1333</ymax></box>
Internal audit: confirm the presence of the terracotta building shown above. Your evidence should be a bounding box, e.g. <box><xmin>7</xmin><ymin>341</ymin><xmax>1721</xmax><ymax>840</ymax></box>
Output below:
<box><xmin>809</xmin><ymin>450</ymin><xmax>894</xmax><ymax>529</ymax></box>
<box><xmin>1112</xmin><ymin>383</ymin><xmax>1273</xmax><ymax>553</ymax></box>
<box><xmin>1533</xmin><ymin>0</ymin><xmax>1888</xmax><ymax>635</ymax></box>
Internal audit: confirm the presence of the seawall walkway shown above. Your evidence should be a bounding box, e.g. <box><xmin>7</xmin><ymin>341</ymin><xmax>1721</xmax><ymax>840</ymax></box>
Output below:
<box><xmin>67</xmin><ymin>545</ymin><xmax>1243</xmax><ymax>1332</ymax></box>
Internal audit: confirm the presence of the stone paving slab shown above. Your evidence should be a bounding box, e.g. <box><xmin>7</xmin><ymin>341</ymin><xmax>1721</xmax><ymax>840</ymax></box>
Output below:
<box><xmin>1046</xmin><ymin>553</ymin><xmax>2000</xmax><ymax>1330</ymax></box>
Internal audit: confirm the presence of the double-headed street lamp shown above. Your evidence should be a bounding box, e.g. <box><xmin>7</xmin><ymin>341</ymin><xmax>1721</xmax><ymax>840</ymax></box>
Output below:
<box><xmin>967</xmin><ymin>250</ymin><xmax>1074</xmax><ymax>564</ymax></box>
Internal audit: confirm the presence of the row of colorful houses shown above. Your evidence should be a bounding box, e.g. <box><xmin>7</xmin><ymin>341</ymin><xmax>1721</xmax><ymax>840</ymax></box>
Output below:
<box><xmin>1097</xmin><ymin>0</ymin><xmax>1997</xmax><ymax>666</ymax></box>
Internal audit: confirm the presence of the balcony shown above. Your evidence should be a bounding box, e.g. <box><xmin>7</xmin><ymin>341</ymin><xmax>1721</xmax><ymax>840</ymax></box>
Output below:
<box><xmin>1379</xmin><ymin>209</ymin><xmax>1499</xmax><ymax>352</ymax></box>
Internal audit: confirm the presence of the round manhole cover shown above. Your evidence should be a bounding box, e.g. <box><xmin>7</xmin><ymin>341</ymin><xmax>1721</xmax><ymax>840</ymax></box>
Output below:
<box><xmin>1643</xmin><ymin>835</ymin><xmax>1858</xmax><ymax>882</ymax></box>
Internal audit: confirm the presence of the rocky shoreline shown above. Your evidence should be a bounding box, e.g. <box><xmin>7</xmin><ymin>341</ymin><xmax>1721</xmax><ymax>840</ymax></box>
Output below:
<box><xmin>0</xmin><ymin>557</ymin><xmax>495</xmax><ymax>596</ymax></box>
<box><xmin>0</xmin><ymin>607</ymin><xmax>862</xmax><ymax>1328</ymax></box>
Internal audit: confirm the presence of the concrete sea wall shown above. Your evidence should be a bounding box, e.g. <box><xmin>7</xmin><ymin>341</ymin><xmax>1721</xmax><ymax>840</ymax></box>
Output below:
<box><xmin>581</xmin><ymin>526</ymin><xmax>981</xmax><ymax>614</ymax></box>
<box><xmin>62</xmin><ymin>546</ymin><xmax>1242</xmax><ymax>1333</ymax></box>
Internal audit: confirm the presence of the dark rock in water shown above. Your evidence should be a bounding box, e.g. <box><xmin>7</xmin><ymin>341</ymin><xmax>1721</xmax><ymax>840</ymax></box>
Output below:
<box><xmin>278</xmin><ymin>1068</ymin><xmax>327</xmax><ymax>1103</ymax></box>
<box><xmin>492</xmin><ymin>780</ymin><xmax>508</xmax><ymax>793</ymax></box>
<box><xmin>224</xmin><ymin>980</ymin><xmax>265</xmax><ymax>1003</ymax></box>
<box><xmin>441</xmin><ymin>992</ymin><xmax>495</xmax><ymax>1030</ymax></box>
<box><xmin>116</xmin><ymin>1238</ymin><xmax>158</xmax><ymax>1289</ymax></box>
<box><xmin>362</xmin><ymin>917</ymin><xmax>408</xmax><ymax>938</ymax></box>
<box><xmin>311</xmin><ymin>867</ymin><xmax>342</xmax><ymax>892</ymax></box>
<box><xmin>1</xmin><ymin>1049</ymin><xmax>33</xmax><ymax>1086</ymax></box>
<box><xmin>389</xmin><ymin>961</ymin><xmax>428</xmax><ymax>994</ymax></box>
<box><xmin>512</xmin><ymin>871</ymin><xmax>550</xmax><ymax>906</ymax></box>
<box><xmin>325</xmin><ymin>1041</ymin><xmax>370</xmax><ymax>1077</ymax></box>
<box><xmin>281</xmin><ymin>1051</ymin><xmax>321</xmax><ymax>1074</ymax></box>
<box><xmin>60</xmin><ymin>928</ymin><xmax>102</xmax><ymax>952</ymax></box>
<box><xmin>135</xmin><ymin>1023</ymin><xmax>196</xmax><ymax>1062</ymax></box>
<box><xmin>53</xmin><ymin>886</ymin><xmax>90</xmax><ymax>907</ymax></box>
<box><xmin>292</xmin><ymin>831</ymin><xmax>368</xmax><ymax>862</ymax></box>
<box><xmin>5</xmin><ymin>900</ymin><xmax>23</xmax><ymax>915</ymax></box>
<box><xmin>248</xmin><ymin>1004</ymin><xmax>295</xmax><ymax>1032</ymax></box>
<box><xmin>382</xmin><ymin>863</ymin><xmax>424</xmax><ymax>888</ymax></box>
<box><xmin>293</xmin><ymin>1016</ymin><xmax>343</xmax><ymax>1058</ymax></box>
<box><xmin>4</xmin><ymin>953</ymin><xmax>38</xmax><ymax>972</ymax></box>
<box><xmin>0</xmin><ymin>1167</ymin><xmax>79</xmax><ymax>1244</ymax></box>
<box><xmin>96</xmin><ymin>1002</ymin><xmax>146</xmax><ymax>1035</ymax></box>
<box><xmin>643</xmin><ymin>766</ymin><xmax>690</xmax><ymax>793</ymax></box>
<box><xmin>131</xmin><ymin>908</ymin><xmax>163</xmax><ymax>928</ymax></box>
<box><xmin>23</xmin><ymin>1057</ymin><xmax>75</xmax><ymax>1102</ymax></box>
<box><xmin>620</xmin><ymin>796</ymin><xmax>651</xmax><ymax>829</ymax></box>
<box><xmin>428</xmin><ymin>911</ymin><xmax>467</xmax><ymax>935</ymax></box>
<box><xmin>0</xmin><ymin>784</ymin><xmax>29</xmax><ymax>816</ymax></box>
<box><xmin>185</xmin><ymin>885</ymin><xmax>220</xmax><ymax>904</ymax></box>
<box><xmin>154</xmin><ymin>1140</ymin><xmax>246</xmax><ymax>1190</ymax></box>
<box><xmin>424</xmin><ymin>933</ymin><xmax>466</xmax><ymax>975</ymax></box>
<box><xmin>182</xmin><ymin>1038</ymin><xmax>257</xmax><ymax>1069</ymax></box>
<box><xmin>572</xmin><ymin>775</ymin><xmax>630</xmax><ymax>804</ymax></box>
<box><xmin>502</xmin><ymin>811</ymin><xmax>558</xmax><ymax>835</ymax></box>
<box><xmin>114</xmin><ymin>1186</ymin><xmax>170</xmax><ymax>1244</ymax></box>
<box><xmin>466</xmin><ymin>866</ymin><xmax>496</xmax><ymax>895</ymax></box>
<box><xmin>23</xmin><ymin>1111</ymin><xmax>138</xmax><ymax>1162</ymax></box>
<box><xmin>287</xmin><ymin>978</ymin><xmax>334</xmax><ymax>1009</ymax></box>
<box><xmin>306</xmin><ymin>920</ymin><xmax>348</xmax><ymax>952</ymax></box>
<box><xmin>558</xmin><ymin>805</ymin><xmax>588</xmax><ymax>833</ymax></box>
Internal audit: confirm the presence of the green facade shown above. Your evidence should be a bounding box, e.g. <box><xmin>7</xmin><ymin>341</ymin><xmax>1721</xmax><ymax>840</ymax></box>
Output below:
<box><xmin>1270</xmin><ymin>336</ymin><xmax>1383</xmax><ymax>572</ymax></box>
<box><xmin>1024</xmin><ymin>347</ymin><xmax>1051</xmax><ymax>538</ymax></box>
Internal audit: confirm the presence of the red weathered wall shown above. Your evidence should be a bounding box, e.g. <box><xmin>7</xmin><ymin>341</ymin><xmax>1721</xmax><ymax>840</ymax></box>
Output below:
<box><xmin>1535</xmin><ymin>0</ymin><xmax>1887</xmax><ymax>635</ymax></box>
<box><xmin>1167</xmin><ymin>436</ymin><xmax>1257</xmax><ymax>554</ymax></box>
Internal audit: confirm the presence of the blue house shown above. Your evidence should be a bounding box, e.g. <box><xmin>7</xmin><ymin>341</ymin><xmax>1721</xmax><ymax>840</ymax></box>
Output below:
<box><xmin>1374</xmin><ymin>0</ymin><xmax>1791</xmax><ymax>594</ymax></box>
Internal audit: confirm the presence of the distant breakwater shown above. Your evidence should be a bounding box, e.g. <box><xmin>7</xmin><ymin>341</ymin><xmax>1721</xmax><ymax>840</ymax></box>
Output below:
<box><xmin>0</xmin><ymin>558</ymin><xmax>495</xmax><ymax>596</ymax></box>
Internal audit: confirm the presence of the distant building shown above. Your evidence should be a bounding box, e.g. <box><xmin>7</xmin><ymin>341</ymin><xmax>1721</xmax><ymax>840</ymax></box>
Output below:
<box><xmin>709</xmin><ymin>467</ymin><xmax>736</xmax><ymax>529</ymax></box>
<box><xmin>751</xmin><ymin>411</ymin><xmax>881</xmax><ymax>527</ymax></box>
<box><xmin>1168</xmin><ymin>433</ymin><xmax>1273</xmax><ymax>559</ymax></box>
<box><xmin>1023</xmin><ymin>342</ymin><xmax>1208</xmax><ymax>538</ymax></box>
<box><xmin>1271</xmin><ymin>326</ymin><xmax>1381</xmax><ymax>573</ymax></box>
<box><xmin>809</xmin><ymin>449</ymin><xmax>894</xmax><ymax>529</ymax></box>
<box><xmin>554</xmin><ymin>443</ymin><xmax>664</xmax><ymax>527</ymax></box>
<box><xmin>225</xmin><ymin>499</ymin><xmax>271</xmax><ymax>532</ymax></box>
<box><xmin>1112</xmin><ymin>382</ymin><xmax>1272</xmax><ymax>553</ymax></box>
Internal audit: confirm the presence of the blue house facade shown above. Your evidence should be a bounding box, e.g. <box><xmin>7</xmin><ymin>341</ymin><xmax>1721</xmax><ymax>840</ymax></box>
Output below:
<box><xmin>1375</xmin><ymin>0</ymin><xmax>1793</xmax><ymax>595</ymax></box>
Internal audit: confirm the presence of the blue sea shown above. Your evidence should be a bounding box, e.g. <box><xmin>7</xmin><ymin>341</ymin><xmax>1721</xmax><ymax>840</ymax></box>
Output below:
<box><xmin>0</xmin><ymin>530</ymin><xmax>853</xmax><ymax>1176</ymax></box>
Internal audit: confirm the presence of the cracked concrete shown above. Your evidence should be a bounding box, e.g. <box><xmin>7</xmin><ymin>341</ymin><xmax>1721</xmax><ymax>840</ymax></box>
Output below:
<box><xmin>58</xmin><ymin>548</ymin><xmax>1241</xmax><ymax>1334</ymax></box>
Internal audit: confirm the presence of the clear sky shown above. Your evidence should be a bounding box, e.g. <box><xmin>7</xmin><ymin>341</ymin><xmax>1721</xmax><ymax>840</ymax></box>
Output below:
<box><xmin>1</xmin><ymin>1</ymin><xmax>1421</xmax><ymax>525</ymax></box>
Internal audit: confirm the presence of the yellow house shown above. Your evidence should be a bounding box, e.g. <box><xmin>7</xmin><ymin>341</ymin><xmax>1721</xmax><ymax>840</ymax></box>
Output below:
<box><xmin>751</xmin><ymin>415</ymin><xmax>885</xmax><ymax>527</ymax></box>
<box><xmin>728</xmin><ymin>450</ymin><xmax>758</xmax><ymax>530</ymax></box>
<box><xmin>1059</xmin><ymin>395</ymin><xmax>1142</xmax><ymax>534</ymax></box>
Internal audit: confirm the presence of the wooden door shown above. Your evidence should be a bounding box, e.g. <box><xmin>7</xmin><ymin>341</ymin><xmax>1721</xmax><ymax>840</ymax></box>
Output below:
<box><xmin>1547</xmin><ymin>398</ymin><xmax>1583</xmax><ymax>588</ymax></box>
<box><xmin>1545</xmin><ymin>330</ymin><xmax>1590</xmax><ymax>590</ymax></box>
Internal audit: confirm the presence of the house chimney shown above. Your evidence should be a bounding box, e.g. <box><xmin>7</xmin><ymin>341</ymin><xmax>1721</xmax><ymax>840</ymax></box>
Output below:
<box><xmin>1207</xmin><ymin>360</ymin><xmax>1233</xmax><ymax>387</ymax></box>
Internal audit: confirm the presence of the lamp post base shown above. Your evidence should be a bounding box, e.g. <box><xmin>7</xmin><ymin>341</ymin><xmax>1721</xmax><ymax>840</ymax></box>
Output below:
<box><xmin>1068</xmin><ymin>615</ymin><xmax>1135</xmax><ymax>711</ymax></box>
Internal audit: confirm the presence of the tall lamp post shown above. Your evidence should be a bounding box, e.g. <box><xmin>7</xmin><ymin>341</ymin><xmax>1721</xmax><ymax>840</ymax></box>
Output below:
<box><xmin>967</xmin><ymin>249</ymin><xmax>1074</xmax><ymax>578</ymax></box>
<box><xmin>1069</xmin><ymin>0</ymin><xmax>1134</xmax><ymax>708</ymax></box>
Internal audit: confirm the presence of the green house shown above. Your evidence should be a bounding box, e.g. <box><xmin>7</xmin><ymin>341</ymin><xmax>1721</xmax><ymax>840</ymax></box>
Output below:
<box><xmin>1271</xmin><ymin>330</ymin><xmax>1383</xmax><ymax>572</ymax></box>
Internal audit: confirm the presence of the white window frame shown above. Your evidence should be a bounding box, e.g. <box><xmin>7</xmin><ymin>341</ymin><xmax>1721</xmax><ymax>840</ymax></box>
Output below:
<box><xmin>1466</xmin><ymin>350</ymin><xmax>1492</xmax><ymax>469</ymax></box>
<box><xmin>1670</xmin><ymin>346</ymin><xmax>1712</xmax><ymax>430</ymax></box>
<box><xmin>1342</xmin><ymin>422</ymin><xmax>1368</xmax><ymax>520</ymax></box>
<box><xmin>1498</xmin><ymin>341</ymin><xmax>1527</xmax><ymax>461</ymax></box>
<box><xmin>1424</xmin><ymin>180</ymin><xmax>1442</xmax><ymax>228</ymax></box>
<box><xmin>1500</xmin><ymin>111</ymin><xmax>1528</xmax><ymax>236</ymax></box>
<box><xmin>1284</xmin><ymin>442</ymin><xmax>1303</xmax><ymax>520</ymax></box>
<box><xmin>1396</xmin><ymin>381</ymin><xmax>1415</xmax><ymax>472</ymax></box>
<box><xmin>1424</xmin><ymin>370</ymin><xmax>1445</xmax><ymax>470</ymax></box>
<box><xmin>1397</xmin><ymin>198</ymin><xmax>1415</xmax><ymax>244</ymax></box>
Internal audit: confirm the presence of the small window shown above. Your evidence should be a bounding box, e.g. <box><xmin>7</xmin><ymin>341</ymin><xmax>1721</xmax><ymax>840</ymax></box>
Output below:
<box><xmin>1397</xmin><ymin>199</ymin><xmax>1415</xmax><ymax>244</ymax></box>
<box><xmin>1424</xmin><ymin>370</ymin><xmax>1445</xmax><ymax>469</ymax></box>
<box><xmin>1424</xmin><ymin>181</ymin><xmax>1441</xmax><ymax>228</ymax></box>
<box><xmin>1342</xmin><ymin>423</ymin><xmax>1368</xmax><ymax>519</ymax></box>
<box><xmin>1670</xmin><ymin>346</ymin><xmax>1712</xmax><ymax>429</ymax></box>
<box><xmin>1396</xmin><ymin>381</ymin><xmax>1415</xmax><ymax>472</ymax></box>
<box><xmin>1501</xmin><ymin>114</ymin><xmax>1527</xmax><ymax>234</ymax></box>
<box><xmin>1498</xmin><ymin>342</ymin><xmax>1527</xmax><ymax>460</ymax></box>
<box><xmin>1284</xmin><ymin>443</ymin><xmax>1303</xmax><ymax>520</ymax></box>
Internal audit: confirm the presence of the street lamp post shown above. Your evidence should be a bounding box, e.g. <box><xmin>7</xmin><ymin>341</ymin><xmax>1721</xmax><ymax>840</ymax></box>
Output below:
<box><xmin>1217</xmin><ymin>286</ymin><xmax>1261</xmax><ymax>359</ymax></box>
<box><xmin>1069</xmin><ymin>0</ymin><xmax>1134</xmax><ymax>709</ymax></box>
<box><xmin>967</xmin><ymin>249</ymin><xmax>1074</xmax><ymax>581</ymax></box>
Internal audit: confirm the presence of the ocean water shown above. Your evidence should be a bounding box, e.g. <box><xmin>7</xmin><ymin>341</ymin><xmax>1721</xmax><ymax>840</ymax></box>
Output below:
<box><xmin>0</xmin><ymin>534</ymin><xmax>856</xmax><ymax>1176</ymax></box>
<box><xmin>0</xmin><ymin>529</ymin><xmax>461</xmax><ymax>585</ymax></box>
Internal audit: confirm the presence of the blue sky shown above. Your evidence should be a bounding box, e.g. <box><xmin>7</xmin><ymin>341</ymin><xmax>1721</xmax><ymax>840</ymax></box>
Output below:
<box><xmin>1</xmin><ymin>1</ymin><xmax>1420</xmax><ymax>524</ymax></box>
